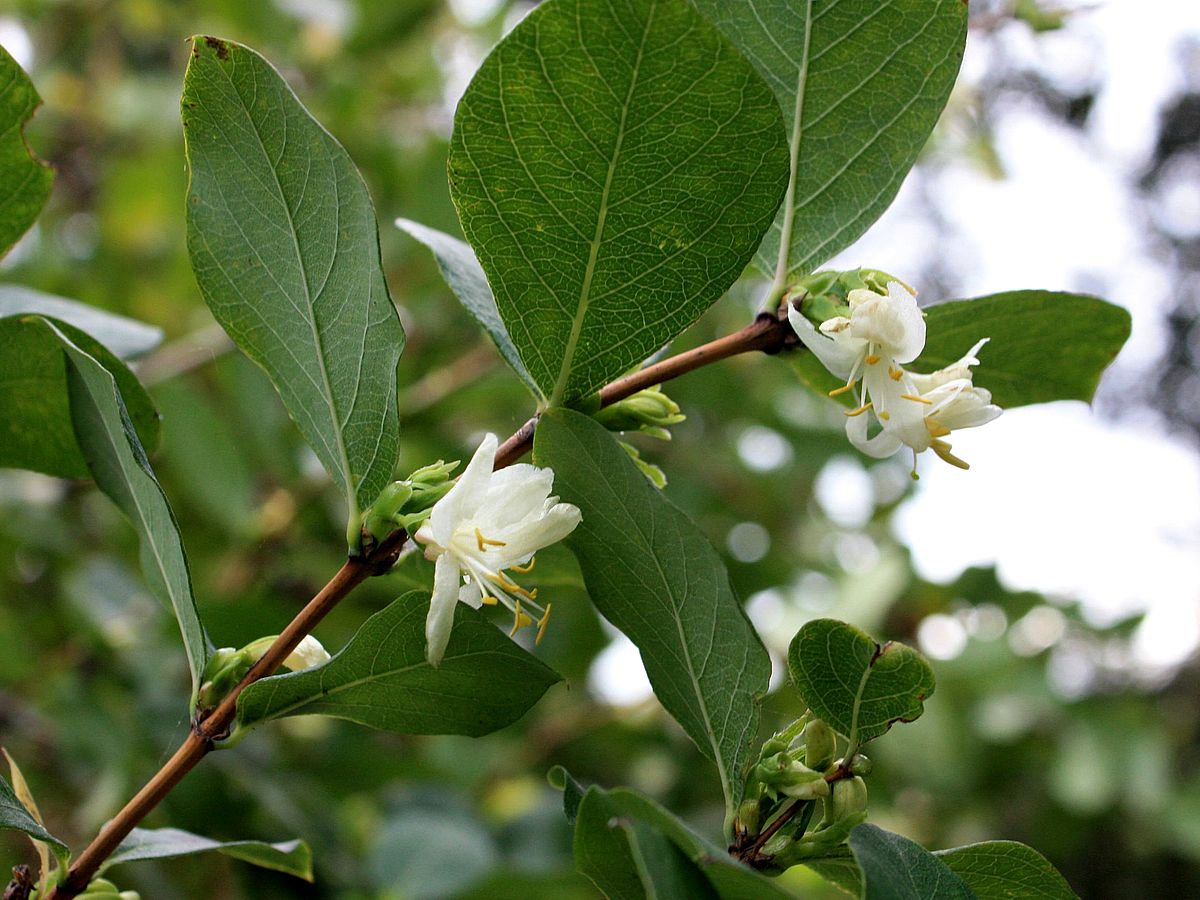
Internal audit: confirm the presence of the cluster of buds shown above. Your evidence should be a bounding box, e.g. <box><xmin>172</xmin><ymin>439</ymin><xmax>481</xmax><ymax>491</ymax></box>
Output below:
<box><xmin>787</xmin><ymin>269</ymin><xmax>1002</xmax><ymax>477</ymax></box>
<box><xmin>592</xmin><ymin>385</ymin><xmax>685</xmax><ymax>488</ymax></box>
<box><xmin>358</xmin><ymin>459</ymin><xmax>461</xmax><ymax>552</ymax></box>
<box><xmin>196</xmin><ymin>634</ymin><xmax>330</xmax><ymax>713</ymax></box>
<box><xmin>78</xmin><ymin>877</ymin><xmax>140</xmax><ymax>899</ymax></box>
<box><xmin>734</xmin><ymin>717</ymin><xmax>870</xmax><ymax>870</ymax></box>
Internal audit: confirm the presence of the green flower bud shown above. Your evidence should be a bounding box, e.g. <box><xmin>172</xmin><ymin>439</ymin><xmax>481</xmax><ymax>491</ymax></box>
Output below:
<box><xmin>594</xmin><ymin>386</ymin><xmax>685</xmax><ymax>438</ymax></box>
<box><xmin>787</xmin><ymin>267</ymin><xmax>913</xmax><ymax>328</ymax></box>
<box><xmin>618</xmin><ymin>440</ymin><xmax>667</xmax><ymax>489</ymax></box>
<box><xmin>822</xmin><ymin>775</ymin><xmax>868</xmax><ymax>828</ymax></box>
<box><xmin>83</xmin><ymin>879</ymin><xmax>119</xmax><ymax>894</ymax></box>
<box><xmin>360</xmin><ymin>459</ymin><xmax>463</xmax><ymax>546</ymax></box>
<box><xmin>737</xmin><ymin>797</ymin><xmax>762</xmax><ymax>837</ymax></box>
<box><xmin>196</xmin><ymin>646</ymin><xmax>255</xmax><ymax>712</ymax></box>
<box><xmin>849</xmin><ymin>753</ymin><xmax>873</xmax><ymax>776</ymax></box>
<box><xmin>804</xmin><ymin>719</ymin><xmax>837</xmax><ymax>772</ymax></box>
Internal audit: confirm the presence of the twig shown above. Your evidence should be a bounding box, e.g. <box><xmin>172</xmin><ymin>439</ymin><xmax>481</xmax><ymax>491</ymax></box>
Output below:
<box><xmin>49</xmin><ymin>308</ymin><xmax>798</xmax><ymax>897</ymax></box>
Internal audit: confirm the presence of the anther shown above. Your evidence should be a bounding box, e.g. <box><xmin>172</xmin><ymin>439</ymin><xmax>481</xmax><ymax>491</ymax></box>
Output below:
<box><xmin>480</xmin><ymin>594</ymin><xmax>498</xmax><ymax>606</ymax></box>
<box><xmin>475</xmin><ymin>528</ymin><xmax>507</xmax><ymax>551</ymax></box>
<box><xmin>511</xmin><ymin>557</ymin><xmax>536</xmax><ymax>574</ymax></box>
<box><xmin>865</xmin><ymin>354</ymin><xmax>881</xmax><ymax>365</ymax></box>
<box><xmin>536</xmin><ymin>603</ymin><xmax>553</xmax><ymax>644</ymax></box>
<box><xmin>900</xmin><ymin>393</ymin><xmax>933</xmax><ymax>405</ymax></box>
<box><xmin>889</xmin><ymin>367</ymin><xmax>904</xmax><ymax>381</ymax></box>
<box><xmin>931</xmin><ymin>439</ymin><xmax>970</xmax><ymax>470</ymax></box>
<box><xmin>845</xmin><ymin>401</ymin><xmax>873</xmax><ymax>418</ymax></box>
<box><xmin>828</xmin><ymin>382</ymin><xmax>856</xmax><ymax>397</ymax></box>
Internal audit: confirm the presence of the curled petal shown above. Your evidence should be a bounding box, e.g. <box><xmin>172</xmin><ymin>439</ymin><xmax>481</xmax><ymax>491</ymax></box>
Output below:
<box><xmin>425</xmin><ymin>553</ymin><xmax>463</xmax><ymax>666</ymax></box>
<box><xmin>788</xmin><ymin>304</ymin><xmax>861</xmax><ymax>379</ymax></box>
<box><xmin>845</xmin><ymin>409</ymin><xmax>903</xmax><ymax>459</ymax></box>
<box><xmin>427</xmin><ymin>433</ymin><xmax>497</xmax><ymax>546</ymax></box>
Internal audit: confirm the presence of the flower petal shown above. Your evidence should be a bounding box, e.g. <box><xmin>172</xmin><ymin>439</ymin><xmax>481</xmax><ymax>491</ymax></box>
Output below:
<box><xmin>425</xmin><ymin>553</ymin><xmax>463</xmax><ymax>666</ymax></box>
<box><xmin>427</xmin><ymin>433</ymin><xmax>498</xmax><ymax>545</ymax></box>
<box><xmin>845</xmin><ymin>408</ymin><xmax>903</xmax><ymax>459</ymax></box>
<box><xmin>884</xmin><ymin>282</ymin><xmax>926</xmax><ymax>363</ymax></box>
<box><xmin>788</xmin><ymin>304</ymin><xmax>860</xmax><ymax>379</ymax></box>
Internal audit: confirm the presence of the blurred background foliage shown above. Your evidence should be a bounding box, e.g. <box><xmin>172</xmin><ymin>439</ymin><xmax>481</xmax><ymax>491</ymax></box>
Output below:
<box><xmin>0</xmin><ymin>0</ymin><xmax>1197</xmax><ymax>897</ymax></box>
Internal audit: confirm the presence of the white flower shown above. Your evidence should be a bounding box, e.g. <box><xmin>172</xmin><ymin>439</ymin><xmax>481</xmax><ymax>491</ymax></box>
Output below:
<box><xmin>413</xmin><ymin>433</ymin><xmax>582</xmax><ymax>666</ymax></box>
<box><xmin>788</xmin><ymin>281</ymin><xmax>926</xmax><ymax>389</ymax></box>
<box><xmin>283</xmin><ymin>635</ymin><xmax>330</xmax><ymax>671</ymax></box>
<box><xmin>845</xmin><ymin>339</ymin><xmax>1002</xmax><ymax>471</ymax></box>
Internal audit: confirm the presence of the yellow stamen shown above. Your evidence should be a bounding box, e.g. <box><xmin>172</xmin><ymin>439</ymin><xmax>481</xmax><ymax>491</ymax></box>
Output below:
<box><xmin>536</xmin><ymin>603</ymin><xmax>553</xmax><ymax>644</ymax></box>
<box><xmin>496</xmin><ymin>572</ymin><xmax>538</xmax><ymax>600</ymax></box>
<box><xmin>475</xmin><ymin>528</ymin><xmax>507</xmax><ymax>552</ymax></box>
<box><xmin>828</xmin><ymin>382</ymin><xmax>856</xmax><ymax>398</ymax></box>
<box><xmin>931</xmin><ymin>439</ymin><xmax>970</xmax><ymax>470</ymax></box>
<box><xmin>889</xmin><ymin>367</ymin><xmax>904</xmax><ymax>381</ymax></box>
<box><xmin>510</xmin><ymin>557</ymin><xmax>536</xmax><ymax>574</ymax></box>
<box><xmin>865</xmin><ymin>354</ymin><xmax>881</xmax><ymax>365</ymax></box>
<box><xmin>844</xmin><ymin>401</ymin><xmax>873</xmax><ymax>418</ymax></box>
<box><xmin>901</xmin><ymin>393</ymin><xmax>933</xmax><ymax>405</ymax></box>
<box><xmin>509</xmin><ymin>601</ymin><xmax>534</xmax><ymax>636</ymax></box>
<box><xmin>480</xmin><ymin>594</ymin><xmax>498</xmax><ymax>606</ymax></box>
<box><xmin>879</xmin><ymin>411</ymin><xmax>891</xmax><ymax>421</ymax></box>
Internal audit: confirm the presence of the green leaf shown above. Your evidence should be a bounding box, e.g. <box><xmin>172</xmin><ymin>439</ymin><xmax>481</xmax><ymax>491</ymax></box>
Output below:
<box><xmin>0</xmin><ymin>315</ymin><xmax>160</xmax><ymax>480</ymax></box>
<box><xmin>0</xmin><ymin>770</ymin><xmax>68</xmax><ymax>864</ymax></box>
<box><xmin>935</xmin><ymin>842</ymin><xmax>1077</xmax><ymax>899</ymax></box>
<box><xmin>183</xmin><ymin>36</ymin><xmax>405</xmax><ymax>525</ymax></box>
<box><xmin>787</xmin><ymin>619</ymin><xmax>934</xmax><ymax>751</ymax></box>
<box><xmin>573</xmin><ymin>783</ymin><xmax>796</xmax><ymax>899</ymax></box>
<box><xmin>802</xmin><ymin>847</ymin><xmax>864</xmax><ymax>897</ymax></box>
<box><xmin>691</xmin><ymin>0</ymin><xmax>967</xmax><ymax>281</ymax></box>
<box><xmin>0</xmin><ymin>43</ymin><xmax>53</xmax><ymax>258</ymax></box>
<box><xmin>104</xmin><ymin>827</ymin><xmax>312</xmax><ymax>881</ymax></box>
<box><xmin>50</xmin><ymin>322</ymin><xmax>209</xmax><ymax>698</ymax></box>
<box><xmin>535</xmin><ymin>410</ymin><xmax>771</xmax><ymax>821</ymax></box>
<box><xmin>236</xmin><ymin>591</ymin><xmax>561</xmax><ymax>736</ymax></box>
<box><xmin>396</xmin><ymin>217</ymin><xmax>540</xmax><ymax>398</ymax></box>
<box><xmin>0</xmin><ymin>285</ymin><xmax>162</xmax><ymax>359</ymax></box>
<box><xmin>915</xmin><ymin>292</ymin><xmax>1131</xmax><ymax>408</ymax></box>
<box><xmin>792</xmin><ymin>291</ymin><xmax>1131</xmax><ymax>411</ymax></box>
<box><xmin>448</xmin><ymin>0</ymin><xmax>789</xmax><ymax>406</ymax></box>
<box><xmin>849</xmin><ymin>824</ymin><xmax>975</xmax><ymax>900</ymax></box>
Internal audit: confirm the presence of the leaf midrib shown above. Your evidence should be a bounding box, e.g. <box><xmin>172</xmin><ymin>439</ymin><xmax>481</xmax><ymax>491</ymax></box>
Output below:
<box><xmin>548</xmin><ymin>2</ymin><xmax>656</xmax><ymax>408</ymax></box>
<box><xmin>769</xmin><ymin>0</ymin><xmax>814</xmax><ymax>293</ymax></box>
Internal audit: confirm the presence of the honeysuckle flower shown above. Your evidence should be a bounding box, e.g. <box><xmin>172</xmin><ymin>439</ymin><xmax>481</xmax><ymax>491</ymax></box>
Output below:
<box><xmin>283</xmin><ymin>635</ymin><xmax>331</xmax><ymax>671</ymax></box>
<box><xmin>413</xmin><ymin>433</ymin><xmax>582</xmax><ymax>666</ymax></box>
<box><xmin>845</xmin><ymin>339</ymin><xmax>1002</xmax><ymax>472</ymax></box>
<box><xmin>787</xmin><ymin>280</ymin><xmax>926</xmax><ymax>392</ymax></box>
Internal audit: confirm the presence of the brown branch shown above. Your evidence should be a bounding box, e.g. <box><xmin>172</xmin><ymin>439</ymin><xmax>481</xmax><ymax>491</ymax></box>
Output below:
<box><xmin>49</xmin><ymin>308</ymin><xmax>797</xmax><ymax>897</ymax></box>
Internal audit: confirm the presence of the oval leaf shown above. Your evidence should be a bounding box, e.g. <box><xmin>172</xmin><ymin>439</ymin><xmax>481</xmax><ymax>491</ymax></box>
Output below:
<box><xmin>448</xmin><ymin>0</ymin><xmax>789</xmax><ymax>406</ymax></box>
<box><xmin>104</xmin><ymin>827</ymin><xmax>312</xmax><ymax>881</ymax></box>
<box><xmin>788</xmin><ymin>618</ymin><xmax>934</xmax><ymax>750</ymax></box>
<box><xmin>50</xmin><ymin>321</ymin><xmax>209</xmax><ymax>698</ymax></box>
<box><xmin>183</xmin><ymin>37</ymin><xmax>405</xmax><ymax>523</ymax></box>
<box><xmin>692</xmin><ymin>0</ymin><xmax>967</xmax><ymax>279</ymax></box>
<box><xmin>236</xmin><ymin>591</ymin><xmax>561</xmax><ymax>737</ymax></box>
<box><xmin>915</xmin><ymin>292</ymin><xmax>1132</xmax><ymax>408</ymax></box>
<box><xmin>396</xmin><ymin>217</ymin><xmax>539</xmax><ymax>397</ymax></box>
<box><xmin>0</xmin><ymin>315</ymin><xmax>160</xmax><ymax>480</ymax></box>
<box><xmin>935</xmin><ymin>841</ymin><xmax>1077</xmax><ymax>899</ymax></box>
<box><xmin>0</xmin><ymin>44</ymin><xmax>53</xmax><ymax>258</ymax></box>
<box><xmin>535</xmin><ymin>410</ymin><xmax>771</xmax><ymax>819</ymax></box>
<box><xmin>849</xmin><ymin>824</ymin><xmax>975</xmax><ymax>900</ymax></box>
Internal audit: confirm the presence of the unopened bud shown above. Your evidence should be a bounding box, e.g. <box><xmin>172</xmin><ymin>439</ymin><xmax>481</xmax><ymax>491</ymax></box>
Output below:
<box><xmin>618</xmin><ymin>440</ymin><xmax>667</xmax><ymax>489</ymax></box>
<box><xmin>804</xmin><ymin>719</ymin><xmax>836</xmax><ymax>772</ymax></box>
<box><xmin>849</xmin><ymin>753</ymin><xmax>873</xmax><ymax>776</ymax></box>
<box><xmin>787</xmin><ymin>267</ymin><xmax>912</xmax><ymax>328</ymax></box>
<box><xmin>361</xmin><ymin>459</ymin><xmax>462</xmax><ymax>546</ymax></box>
<box><xmin>594</xmin><ymin>386</ymin><xmax>685</xmax><ymax>439</ymax></box>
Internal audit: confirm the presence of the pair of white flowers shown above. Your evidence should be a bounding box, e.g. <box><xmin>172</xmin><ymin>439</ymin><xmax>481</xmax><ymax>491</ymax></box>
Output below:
<box><xmin>788</xmin><ymin>281</ymin><xmax>1001</xmax><ymax>472</ymax></box>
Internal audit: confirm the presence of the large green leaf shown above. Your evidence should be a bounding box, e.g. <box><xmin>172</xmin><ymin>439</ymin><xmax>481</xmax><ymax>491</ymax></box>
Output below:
<box><xmin>691</xmin><ymin>0</ymin><xmax>967</xmax><ymax>281</ymax></box>
<box><xmin>104</xmin><ymin>827</ymin><xmax>312</xmax><ymax>881</ymax></box>
<box><xmin>448</xmin><ymin>0</ymin><xmax>789</xmax><ymax>406</ymax></box>
<box><xmin>573</xmin><ymin>784</ymin><xmax>796</xmax><ymax>899</ymax></box>
<box><xmin>535</xmin><ymin>410</ymin><xmax>771</xmax><ymax>820</ymax></box>
<box><xmin>396</xmin><ymin>217</ymin><xmax>539</xmax><ymax>397</ymax></box>
<box><xmin>0</xmin><ymin>315</ymin><xmax>160</xmax><ymax>479</ymax></box>
<box><xmin>935</xmin><ymin>842</ymin><xmax>1077</xmax><ymax>899</ymax></box>
<box><xmin>183</xmin><ymin>37</ymin><xmax>405</xmax><ymax>524</ymax></box>
<box><xmin>792</xmin><ymin>291</ymin><xmax>1131</xmax><ymax>411</ymax></box>
<box><xmin>0</xmin><ymin>771</ymin><xmax>68</xmax><ymax>865</ymax></box>
<box><xmin>51</xmin><ymin>322</ymin><xmax>209</xmax><ymax>698</ymax></box>
<box><xmin>0</xmin><ymin>285</ymin><xmax>162</xmax><ymax>359</ymax></box>
<box><xmin>236</xmin><ymin>591</ymin><xmax>560</xmax><ymax>736</ymax></box>
<box><xmin>788</xmin><ymin>619</ymin><xmax>934</xmax><ymax>752</ymax></box>
<box><xmin>0</xmin><ymin>44</ymin><xmax>53</xmax><ymax>258</ymax></box>
<box><xmin>915</xmin><ymin>292</ymin><xmax>1131</xmax><ymax>408</ymax></box>
<box><xmin>849</xmin><ymin>825</ymin><xmax>975</xmax><ymax>900</ymax></box>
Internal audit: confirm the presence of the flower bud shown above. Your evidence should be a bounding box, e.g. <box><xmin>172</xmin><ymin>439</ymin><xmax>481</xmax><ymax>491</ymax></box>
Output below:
<box><xmin>849</xmin><ymin>753</ymin><xmax>873</xmax><ymax>776</ymax></box>
<box><xmin>594</xmin><ymin>386</ymin><xmax>685</xmax><ymax>439</ymax></box>
<box><xmin>804</xmin><ymin>719</ymin><xmax>837</xmax><ymax>772</ymax></box>
<box><xmin>787</xmin><ymin>267</ymin><xmax>911</xmax><ymax>328</ymax></box>
<box><xmin>618</xmin><ymin>440</ymin><xmax>667</xmax><ymax>489</ymax></box>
